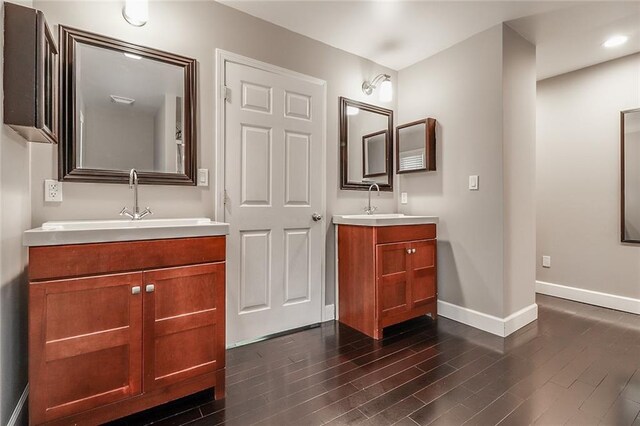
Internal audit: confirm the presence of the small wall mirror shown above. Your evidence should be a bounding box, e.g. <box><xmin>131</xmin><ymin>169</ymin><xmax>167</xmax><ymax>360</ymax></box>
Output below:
<box><xmin>339</xmin><ymin>97</ymin><xmax>393</xmax><ymax>191</ymax></box>
<box><xmin>59</xmin><ymin>26</ymin><xmax>197</xmax><ymax>184</ymax></box>
<box><xmin>622</xmin><ymin>108</ymin><xmax>640</xmax><ymax>243</ymax></box>
<box><xmin>396</xmin><ymin>118</ymin><xmax>437</xmax><ymax>173</ymax></box>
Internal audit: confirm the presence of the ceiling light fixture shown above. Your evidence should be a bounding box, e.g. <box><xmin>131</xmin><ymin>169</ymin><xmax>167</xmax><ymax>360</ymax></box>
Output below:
<box><xmin>362</xmin><ymin>74</ymin><xmax>392</xmax><ymax>102</ymax></box>
<box><xmin>124</xmin><ymin>52</ymin><xmax>142</xmax><ymax>60</ymax></box>
<box><xmin>110</xmin><ymin>95</ymin><xmax>135</xmax><ymax>105</ymax></box>
<box><xmin>123</xmin><ymin>0</ymin><xmax>148</xmax><ymax>27</ymax></box>
<box><xmin>603</xmin><ymin>35</ymin><xmax>628</xmax><ymax>48</ymax></box>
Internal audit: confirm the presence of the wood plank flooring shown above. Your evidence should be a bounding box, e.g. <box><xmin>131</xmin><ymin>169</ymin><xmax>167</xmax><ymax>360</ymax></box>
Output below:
<box><xmin>108</xmin><ymin>295</ymin><xmax>640</xmax><ymax>425</ymax></box>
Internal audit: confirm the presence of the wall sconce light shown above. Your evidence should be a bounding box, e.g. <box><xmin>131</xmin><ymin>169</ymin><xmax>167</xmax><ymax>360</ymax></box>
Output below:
<box><xmin>123</xmin><ymin>0</ymin><xmax>148</xmax><ymax>27</ymax></box>
<box><xmin>362</xmin><ymin>74</ymin><xmax>392</xmax><ymax>102</ymax></box>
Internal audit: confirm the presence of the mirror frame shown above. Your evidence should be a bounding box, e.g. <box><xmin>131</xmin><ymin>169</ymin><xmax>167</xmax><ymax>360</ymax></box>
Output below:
<box><xmin>396</xmin><ymin>118</ymin><xmax>437</xmax><ymax>174</ymax></box>
<box><xmin>621</xmin><ymin>108</ymin><xmax>640</xmax><ymax>244</ymax></box>
<box><xmin>339</xmin><ymin>97</ymin><xmax>393</xmax><ymax>191</ymax></box>
<box><xmin>59</xmin><ymin>26</ymin><xmax>198</xmax><ymax>185</ymax></box>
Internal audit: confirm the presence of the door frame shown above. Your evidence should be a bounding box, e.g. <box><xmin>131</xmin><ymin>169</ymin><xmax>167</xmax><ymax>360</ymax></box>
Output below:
<box><xmin>214</xmin><ymin>49</ymin><xmax>331</xmax><ymax>327</ymax></box>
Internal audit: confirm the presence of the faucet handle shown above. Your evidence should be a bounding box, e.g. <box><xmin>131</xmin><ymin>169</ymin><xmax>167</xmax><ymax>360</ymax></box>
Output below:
<box><xmin>139</xmin><ymin>207</ymin><xmax>153</xmax><ymax>219</ymax></box>
<box><xmin>120</xmin><ymin>207</ymin><xmax>134</xmax><ymax>219</ymax></box>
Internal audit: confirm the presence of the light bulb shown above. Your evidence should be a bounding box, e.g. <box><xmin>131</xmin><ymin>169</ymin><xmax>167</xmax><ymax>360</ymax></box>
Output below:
<box><xmin>123</xmin><ymin>0</ymin><xmax>148</xmax><ymax>27</ymax></box>
<box><xmin>379</xmin><ymin>79</ymin><xmax>392</xmax><ymax>102</ymax></box>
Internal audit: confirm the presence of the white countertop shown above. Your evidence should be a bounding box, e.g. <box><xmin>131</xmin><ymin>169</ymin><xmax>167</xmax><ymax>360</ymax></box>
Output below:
<box><xmin>332</xmin><ymin>213</ymin><xmax>439</xmax><ymax>227</ymax></box>
<box><xmin>23</xmin><ymin>218</ymin><xmax>229</xmax><ymax>247</ymax></box>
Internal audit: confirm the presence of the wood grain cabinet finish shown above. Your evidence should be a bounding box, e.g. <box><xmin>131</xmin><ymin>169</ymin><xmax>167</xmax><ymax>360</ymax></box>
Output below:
<box><xmin>338</xmin><ymin>224</ymin><xmax>437</xmax><ymax>339</ymax></box>
<box><xmin>28</xmin><ymin>237</ymin><xmax>226</xmax><ymax>425</ymax></box>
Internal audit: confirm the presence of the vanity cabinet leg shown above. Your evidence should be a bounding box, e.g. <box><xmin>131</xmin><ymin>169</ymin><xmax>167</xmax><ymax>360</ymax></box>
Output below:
<box><xmin>373</xmin><ymin>328</ymin><xmax>383</xmax><ymax>340</ymax></box>
<box><xmin>214</xmin><ymin>370</ymin><xmax>226</xmax><ymax>400</ymax></box>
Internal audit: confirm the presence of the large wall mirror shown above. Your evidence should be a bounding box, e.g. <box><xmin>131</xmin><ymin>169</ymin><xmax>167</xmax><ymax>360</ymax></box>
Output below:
<box><xmin>622</xmin><ymin>108</ymin><xmax>640</xmax><ymax>243</ymax></box>
<box><xmin>59</xmin><ymin>26</ymin><xmax>197</xmax><ymax>184</ymax></box>
<box><xmin>339</xmin><ymin>97</ymin><xmax>393</xmax><ymax>191</ymax></box>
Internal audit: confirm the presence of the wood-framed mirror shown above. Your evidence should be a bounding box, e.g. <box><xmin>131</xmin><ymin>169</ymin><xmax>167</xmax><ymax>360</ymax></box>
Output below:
<box><xmin>59</xmin><ymin>26</ymin><xmax>197</xmax><ymax>185</ymax></box>
<box><xmin>339</xmin><ymin>97</ymin><xmax>393</xmax><ymax>191</ymax></box>
<box><xmin>621</xmin><ymin>107</ymin><xmax>640</xmax><ymax>243</ymax></box>
<box><xmin>396</xmin><ymin>118</ymin><xmax>437</xmax><ymax>174</ymax></box>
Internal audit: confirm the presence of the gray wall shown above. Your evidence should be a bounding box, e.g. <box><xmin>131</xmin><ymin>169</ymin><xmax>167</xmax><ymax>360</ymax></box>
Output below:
<box><xmin>0</xmin><ymin>1</ymin><xmax>32</xmax><ymax>422</ymax></box>
<box><xmin>397</xmin><ymin>24</ymin><xmax>536</xmax><ymax>318</ymax></box>
<box><xmin>31</xmin><ymin>0</ymin><xmax>399</xmax><ymax>307</ymax></box>
<box><xmin>537</xmin><ymin>53</ymin><xmax>640</xmax><ymax>299</ymax></box>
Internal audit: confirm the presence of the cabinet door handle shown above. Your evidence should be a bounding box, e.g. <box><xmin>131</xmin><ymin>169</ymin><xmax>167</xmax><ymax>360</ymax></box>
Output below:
<box><xmin>145</xmin><ymin>284</ymin><xmax>155</xmax><ymax>293</ymax></box>
<box><xmin>132</xmin><ymin>286</ymin><xmax>141</xmax><ymax>295</ymax></box>
<box><xmin>412</xmin><ymin>249</ymin><xmax>417</xmax><ymax>254</ymax></box>
<box><xmin>406</xmin><ymin>249</ymin><xmax>412</xmax><ymax>254</ymax></box>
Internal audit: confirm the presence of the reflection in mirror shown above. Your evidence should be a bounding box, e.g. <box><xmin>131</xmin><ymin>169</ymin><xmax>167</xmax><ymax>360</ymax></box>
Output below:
<box><xmin>60</xmin><ymin>26</ymin><xmax>197</xmax><ymax>185</ymax></box>
<box><xmin>363</xmin><ymin>130</ymin><xmax>387</xmax><ymax>177</ymax></box>
<box><xmin>396</xmin><ymin>118</ymin><xmax>437</xmax><ymax>174</ymax></box>
<box><xmin>340</xmin><ymin>97</ymin><xmax>393</xmax><ymax>191</ymax></box>
<box><xmin>622</xmin><ymin>108</ymin><xmax>640</xmax><ymax>243</ymax></box>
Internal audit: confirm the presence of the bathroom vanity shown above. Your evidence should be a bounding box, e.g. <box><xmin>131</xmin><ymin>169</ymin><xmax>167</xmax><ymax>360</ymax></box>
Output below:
<box><xmin>334</xmin><ymin>214</ymin><xmax>438</xmax><ymax>339</ymax></box>
<box><xmin>24</xmin><ymin>219</ymin><xmax>228</xmax><ymax>425</ymax></box>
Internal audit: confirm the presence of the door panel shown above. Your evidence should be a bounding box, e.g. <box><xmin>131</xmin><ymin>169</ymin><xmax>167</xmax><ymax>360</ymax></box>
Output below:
<box><xmin>143</xmin><ymin>263</ymin><xmax>224</xmax><ymax>390</ymax></box>
<box><xmin>225</xmin><ymin>60</ymin><xmax>324</xmax><ymax>345</ymax></box>
<box><xmin>376</xmin><ymin>242</ymin><xmax>411</xmax><ymax>318</ymax></box>
<box><xmin>410</xmin><ymin>240</ymin><xmax>437</xmax><ymax>307</ymax></box>
<box><xmin>29</xmin><ymin>273</ymin><xmax>142</xmax><ymax>424</ymax></box>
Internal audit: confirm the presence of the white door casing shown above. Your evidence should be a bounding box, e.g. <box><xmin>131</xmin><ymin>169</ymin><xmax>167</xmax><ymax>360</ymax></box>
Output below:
<box><xmin>221</xmin><ymin>56</ymin><xmax>326</xmax><ymax>346</ymax></box>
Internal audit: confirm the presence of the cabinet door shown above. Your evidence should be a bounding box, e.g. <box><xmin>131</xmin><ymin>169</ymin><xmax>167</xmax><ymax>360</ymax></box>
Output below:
<box><xmin>143</xmin><ymin>263</ymin><xmax>225</xmax><ymax>391</ymax></box>
<box><xmin>376</xmin><ymin>242</ymin><xmax>412</xmax><ymax>319</ymax></box>
<box><xmin>29</xmin><ymin>273</ymin><xmax>143</xmax><ymax>424</ymax></box>
<box><xmin>409</xmin><ymin>240</ymin><xmax>437</xmax><ymax>308</ymax></box>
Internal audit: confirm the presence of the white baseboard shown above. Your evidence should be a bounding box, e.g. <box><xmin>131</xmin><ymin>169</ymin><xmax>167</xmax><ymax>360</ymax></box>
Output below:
<box><xmin>437</xmin><ymin>300</ymin><xmax>538</xmax><ymax>337</ymax></box>
<box><xmin>323</xmin><ymin>304</ymin><xmax>335</xmax><ymax>322</ymax></box>
<box><xmin>536</xmin><ymin>280</ymin><xmax>640</xmax><ymax>315</ymax></box>
<box><xmin>7</xmin><ymin>384</ymin><xmax>28</xmax><ymax>426</ymax></box>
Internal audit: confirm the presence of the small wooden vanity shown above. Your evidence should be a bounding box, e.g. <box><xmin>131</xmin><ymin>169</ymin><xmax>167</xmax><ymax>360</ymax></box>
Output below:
<box><xmin>25</xmin><ymin>223</ymin><xmax>227</xmax><ymax>425</ymax></box>
<box><xmin>335</xmin><ymin>218</ymin><xmax>438</xmax><ymax>339</ymax></box>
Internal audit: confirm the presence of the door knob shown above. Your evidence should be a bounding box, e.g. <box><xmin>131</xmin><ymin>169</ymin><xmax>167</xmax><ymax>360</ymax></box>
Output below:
<box><xmin>131</xmin><ymin>286</ymin><xmax>141</xmax><ymax>295</ymax></box>
<box><xmin>406</xmin><ymin>249</ymin><xmax>412</xmax><ymax>254</ymax></box>
<box><xmin>312</xmin><ymin>213</ymin><xmax>323</xmax><ymax>222</ymax></box>
<box><xmin>145</xmin><ymin>284</ymin><xmax>155</xmax><ymax>293</ymax></box>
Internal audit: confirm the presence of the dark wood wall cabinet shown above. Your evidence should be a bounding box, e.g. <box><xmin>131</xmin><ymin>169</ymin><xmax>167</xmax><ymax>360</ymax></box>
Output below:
<box><xmin>337</xmin><ymin>224</ymin><xmax>437</xmax><ymax>339</ymax></box>
<box><xmin>28</xmin><ymin>236</ymin><xmax>226</xmax><ymax>425</ymax></box>
<box><xmin>3</xmin><ymin>2</ymin><xmax>58</xmax><ymax>143</ymax></box>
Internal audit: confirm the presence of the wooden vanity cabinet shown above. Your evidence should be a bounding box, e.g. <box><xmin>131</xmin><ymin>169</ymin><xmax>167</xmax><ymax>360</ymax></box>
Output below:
<box><xmin>338</xmin><ymin>224</ymin><xmax>437</xmax><ymax>339</ymax></box>
<box><xmin>28</xmin><ymin>237</ymin><xmax>226</xmax><ymax>426</ymax></box>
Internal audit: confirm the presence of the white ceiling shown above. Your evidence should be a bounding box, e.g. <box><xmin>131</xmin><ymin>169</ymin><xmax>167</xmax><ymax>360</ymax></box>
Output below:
<box><xmin>219</xmin><ymin>0</ymin><xmax>640</xmax><ymax>79</ymax></box>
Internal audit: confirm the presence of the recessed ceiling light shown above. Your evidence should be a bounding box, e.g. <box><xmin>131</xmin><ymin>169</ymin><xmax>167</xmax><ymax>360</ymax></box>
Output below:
<box><xmin>603</xmin><ymin>35</ymin><xmax>628</xmax><ymax>48</ymax></box>
<box><xmin>124</xmin><ymin>53</ymin><xmax>142</xmax><ymax>60</ymax></box>
<box><xmin>110</xmin><ymin>95</ymin><xmax>135</xmax><ymax>105</ymax></box>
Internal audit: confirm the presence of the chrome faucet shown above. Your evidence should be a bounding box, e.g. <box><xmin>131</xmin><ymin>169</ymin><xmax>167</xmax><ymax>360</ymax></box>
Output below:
<box><xmin>364</xmin><ymin>182</ymin><xmax>380</xmax><ymax>215</ymax></box>
<box><xmin>120</xmin><ymin>169</ymin><xmax>152</xmax><ymax>220</ymax></box>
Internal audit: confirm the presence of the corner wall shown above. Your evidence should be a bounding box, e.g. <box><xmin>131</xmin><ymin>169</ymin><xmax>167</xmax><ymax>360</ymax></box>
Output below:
<box><xmin>537</xmin><ymin>53</ymin><xmax>640</xmax><ymax>305</ymax></box>
<box><xmin>398</xmin><ymin>24</ymin><xmax>536</xmax><ymax>331</ymax></box>
<box><xmin>0</xmin><ymin>1</ymin><xmax>33</xmax><ymax>423</ymax></box>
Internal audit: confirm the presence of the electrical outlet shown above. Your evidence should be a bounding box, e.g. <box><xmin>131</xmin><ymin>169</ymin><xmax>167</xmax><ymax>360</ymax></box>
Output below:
<box><xmin>44</xmin><ymin>179</ymin><xmax>62</xmax><ymax>202</ymax></box>
<box><xmin>197</xmin><ymin>169</ymin><xmax>209</xmax><ymax>187</ymax></box>
<box><xmin>542</xmin><ymin>255</ymin><xmax>551</xmax><ymax>268</ymax></box>
<box><xmin>401</xmin><ymin>192</ymin><xmax>408</xmax><ymax>204</ymax></box>
<box><xmin>469</xmin><ymin>175</ymin><xmax>479</xmax><ymax>191</ymax></box>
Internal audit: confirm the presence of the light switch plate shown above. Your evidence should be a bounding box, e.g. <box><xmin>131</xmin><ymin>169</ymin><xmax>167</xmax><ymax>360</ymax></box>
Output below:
<box><xmin>197</xmin><ymin>169</ymin><xmax>209</xmax><ymax>187</ymax></box>
<box><xmin>401</xmin><ymin>192</ymin><xmax>408</xmax><ymax>204</ymax></box>
<box><xmin>44</xmin><ymin>179</ymin><xmax>62</xmax><ymax>202</ymax></box>
<box><xmin>469</xmin><ymin>175</ymin><xmax>479</xmax><ymax>191</ymax></box>
<box><xmin>542</xmin><ymin>255</ymin><xmax>551</xmax><ymax>268</ymax></box>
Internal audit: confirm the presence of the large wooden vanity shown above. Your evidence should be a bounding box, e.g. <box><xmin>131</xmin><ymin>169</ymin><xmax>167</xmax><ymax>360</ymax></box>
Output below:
<box><xmin>27</xmin><ymin>235</ymin><xmax>226</xmax><ymax>425</ymax></box>
<box><xmin>336</xmin><ymin>221</ymin><xmax>437</xmax><ymax>339</ymax></box>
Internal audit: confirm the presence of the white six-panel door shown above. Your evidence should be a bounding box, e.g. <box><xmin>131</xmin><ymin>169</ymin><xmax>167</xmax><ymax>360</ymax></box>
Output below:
<box><xmin>224</xmin><ymin>60</ymin><xmax>325</xmax><ymax>346</ymax></box>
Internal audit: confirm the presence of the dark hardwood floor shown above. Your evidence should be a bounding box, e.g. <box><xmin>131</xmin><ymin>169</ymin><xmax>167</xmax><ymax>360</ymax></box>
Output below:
<box><xmin>108</xmin><ymin>294</ymin><xmax>640</xmax><ymax>425</ymax></box>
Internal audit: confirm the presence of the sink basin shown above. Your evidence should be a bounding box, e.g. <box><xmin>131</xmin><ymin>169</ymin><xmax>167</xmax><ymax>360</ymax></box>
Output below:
<box><xmin>332</xmin><ymin>213</ymin><xmax>438</xmax><ymax>227</ymax></box>
<box><xmin>24</xmin><ymin>218</ymin><xmax>229</xmax><ymax>246</ymax></box>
